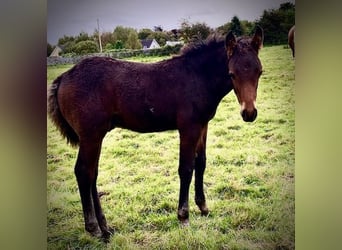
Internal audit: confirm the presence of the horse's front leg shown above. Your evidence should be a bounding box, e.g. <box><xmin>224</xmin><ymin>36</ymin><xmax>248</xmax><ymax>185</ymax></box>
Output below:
<box><xmin>177</xmin><ymin>125</ymin><xmax>202</xmax><ymax>226</ymax></box>
<box><xmin>194</xmin><ymin>124</ymin><xmax>209</xmax><ymax>216</ymax></box>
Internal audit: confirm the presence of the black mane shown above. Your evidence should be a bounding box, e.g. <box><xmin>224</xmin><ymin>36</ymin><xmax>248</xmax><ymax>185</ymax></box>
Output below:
<box><xmin>179</xmin><ymin>34</ymin><xmax>225</xmax><ymax>58</ymax></box>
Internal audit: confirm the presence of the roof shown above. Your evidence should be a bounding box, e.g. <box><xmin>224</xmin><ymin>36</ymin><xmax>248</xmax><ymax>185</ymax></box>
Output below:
<box><xmin>141</xmin><ymin>39</ymin><xmax>154</xmax><ymax>48</ymax></box>
<box><xmin>49</xmin><ymin>45</ymin><xmax>63</xmax><ymax>57</ymax></box>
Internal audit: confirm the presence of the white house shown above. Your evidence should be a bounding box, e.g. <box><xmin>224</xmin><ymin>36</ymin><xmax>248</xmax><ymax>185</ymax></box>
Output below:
<box><xmin>141</xmin><ymin>39</ymin><xmax>160</xmax><ymax>50</ymax></box>
<box><xmin>49</xmin><ymin>45</ymin><xmax>63</xmax><ymax>57</ymax></box>
<box><xmin>165</xmin><ymin>41</ymin><xmax>184</xmax><ymax>47</ymax></box>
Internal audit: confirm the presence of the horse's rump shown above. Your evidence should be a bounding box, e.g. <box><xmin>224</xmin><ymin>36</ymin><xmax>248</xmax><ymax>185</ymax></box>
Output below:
<box><xmin>48</xmin><ymin>75</ymin><xmax>79</xmax><ymax>146</ymax></box>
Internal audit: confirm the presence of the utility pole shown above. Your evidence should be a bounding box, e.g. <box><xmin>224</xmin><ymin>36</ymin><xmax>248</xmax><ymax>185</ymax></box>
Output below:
<box><xmin>97</xmin><ymin>18</ymin><xmax>103</xmax><ymax>53</ymax></box>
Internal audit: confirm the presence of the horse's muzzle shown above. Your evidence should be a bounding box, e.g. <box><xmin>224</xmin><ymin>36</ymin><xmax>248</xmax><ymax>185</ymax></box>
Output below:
<box><xmin>241</xmin><ymin>108</ymin><xmax>257</xmax><ymax>122</ymax></box>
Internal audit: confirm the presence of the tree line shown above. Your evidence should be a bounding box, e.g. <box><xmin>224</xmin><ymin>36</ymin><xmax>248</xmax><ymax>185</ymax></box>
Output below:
<box><xmin>47</xmin><ymin>2</ymin><xmax>294</xmax><ymax>56</ymax></box>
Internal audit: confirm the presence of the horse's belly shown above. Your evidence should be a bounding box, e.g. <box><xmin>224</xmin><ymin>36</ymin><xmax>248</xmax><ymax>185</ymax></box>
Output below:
<box><xmin>112</xmin><ymin>110</ymin><xmax>177</xmax><ymax>133</ymax></box>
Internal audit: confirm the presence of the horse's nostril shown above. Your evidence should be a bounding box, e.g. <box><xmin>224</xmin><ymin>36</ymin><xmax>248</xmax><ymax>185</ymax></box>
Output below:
<box><xmin>252</xmin><ymin>108</ymin><xmax>258</xmax><ymax>121</ymax></box>
<box><xmin>241</xmin><ymin>108</ymin><xmax>257</xmax><ymax>122</ymax></box>
<box><xmin>241</xmin><ymin>109</ymin><xmax>247</xmax><ymax>119</ymax></box>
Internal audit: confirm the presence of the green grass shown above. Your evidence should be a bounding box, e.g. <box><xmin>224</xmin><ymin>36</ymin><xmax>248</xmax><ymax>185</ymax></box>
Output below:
<box><xmin>47</xmin><ymin>45</ymin><xmax>295</xmax><ymax>249</ymax></box>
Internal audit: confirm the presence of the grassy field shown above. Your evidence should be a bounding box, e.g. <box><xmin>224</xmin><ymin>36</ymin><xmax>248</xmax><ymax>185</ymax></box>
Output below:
<box><xmin>47</xmin><ymin>45</ymin><xmax>295</xmax><ymax>249</ymax></box>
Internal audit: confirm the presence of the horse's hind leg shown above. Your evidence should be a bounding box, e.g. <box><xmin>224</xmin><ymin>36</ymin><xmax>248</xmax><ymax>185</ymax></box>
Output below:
<box><xmin>74</xmin><ymin>136</ymin><xmax>111</xmax><ymax>240</ymax></box>
<box><xmin>92</xmin><ymin>174</ymin><xmax>112</xmax><ymax>241</ymax></box>
<box><xmin>194</xmin><ymin>124</ymin><xmax>209</xmax><ymax>216</ymax></box>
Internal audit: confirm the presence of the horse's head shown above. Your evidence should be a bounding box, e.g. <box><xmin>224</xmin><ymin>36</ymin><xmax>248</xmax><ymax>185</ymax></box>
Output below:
<box><xmin>225</xmin><ymin>26</ymin><xmax>263</xmax><ymax>122</ymax></box>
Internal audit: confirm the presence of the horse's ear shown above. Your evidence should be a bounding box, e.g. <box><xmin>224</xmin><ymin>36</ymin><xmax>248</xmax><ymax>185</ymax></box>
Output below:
<box><xmin>225</xmin><ymin>31</ymin><xmax>236</xmax><ymax>57</ymax></box>
<box><xmin>251</xmin><ymin>25</ymin><xmax>264</xmax><ymax>52</ymax></box>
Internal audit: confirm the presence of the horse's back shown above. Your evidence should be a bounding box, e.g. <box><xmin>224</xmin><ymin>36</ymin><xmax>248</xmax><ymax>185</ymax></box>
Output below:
<box><xmin>55</xmin><ymin>57</ymin><xmax>180</xmax><ymax>135</ymax></box>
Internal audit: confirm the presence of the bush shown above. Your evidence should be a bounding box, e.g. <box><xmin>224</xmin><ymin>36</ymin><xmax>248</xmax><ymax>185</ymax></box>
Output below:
<box><xmin>105</xmin><ymin>43</ymin><xmax>115</xmax><ymax>50</ymax></box>
<box><xmin>142</xmin><ymin>44</ymin><xmax>183</xmax><ymax>57</ymax></box>
<box><xmin>72</xmin><ymin>40</ymin><xmax>98</xmax><ymax>55</ymax></box>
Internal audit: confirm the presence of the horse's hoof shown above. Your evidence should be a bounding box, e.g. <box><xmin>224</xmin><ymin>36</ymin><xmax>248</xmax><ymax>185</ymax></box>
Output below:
<box><xmin>86</xmin><ymin>224</ymin><xmax>102</xmax><ymax>238</ymax></box>
<box><xmin>108</xmin><ymin>226</ymin><xmax>115</xmax><ymax>234</ymax></box>
<box><xmin>180</xmin><ymin>219</ymin><xmax>190</xmax><ymax>227</ymax></box>
<box><xmin>200</xmin><ymin>207</ymin><xmax>209</xmax><ymax>216</ymax></box>
<box><xmin>101</xmin><ymin>232</ymin><xmax>111</xmax><ymax>243</ymax></box>
<box><xmin>101</xmin><ymin>227</ymin><xmax>114</xmax><ymax>243</ymax></box>
<box><xmin>195</xmin><ymin>200</ymin><xmax>209</xmax><ymax>216</ymax></box>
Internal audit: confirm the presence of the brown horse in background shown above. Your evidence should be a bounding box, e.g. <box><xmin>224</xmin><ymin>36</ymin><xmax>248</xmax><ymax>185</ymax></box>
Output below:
<box><xmin>288</xmin><ymin>25</ymin><xmax>295</xmax><ymax>58</ymax></box>
<box><xmin>48</xmin><ymin>26</ymin><xmax>264</xmax><ymax>241</ymax></box>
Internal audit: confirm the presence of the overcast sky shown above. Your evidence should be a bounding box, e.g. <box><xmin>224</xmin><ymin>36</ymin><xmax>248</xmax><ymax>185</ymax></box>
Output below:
<box><xmin>47</xmin><ymin>0</ymin><xmax>295</xmax><ymax>45</ymax></box>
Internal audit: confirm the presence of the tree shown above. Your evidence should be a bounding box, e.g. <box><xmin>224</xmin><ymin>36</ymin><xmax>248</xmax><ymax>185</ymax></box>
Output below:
<box><xmin>114</xmin><ymin>40</ymin><xmax>124</xmax><ymax>50</ymax></box>
<box><xmin>216</xmin><ymin>22</ymin><xmax>231</xmax><ymax>35</ymax></box>
<box><xmin>216</xmin><ymin>19</ymin><xmax>256</xmax><ymax>36</ymax></box>
<box><xmin>75</xmin><ymin>31</ymin><xmax>91</xmax><ymax>43</ymax></box>
<box><xmin>72</xmin><ymin>40</ymin><xmax>98</xmax><ymax>55</ymax></box>
<box><xmin>138</xmin><ymin>28</ymin><xmax>153</xmax><ymax>40</ymax></box>
<box><xmin>57</xmin><ymin>35</ymin><xmax>76</xmax><ymax>54</ymax></box>
<box><xmin>240</xmin><ymin>20</ymin><xmax>255</xmax><ymax>36</ymax></box>
<box><xmin>180</xmin><ymin>20</ymin><xmax>212</xmax><ymax>43</ymax></box>
<box><xmin>230</xmin><ymin>16</ymin><xmax>243</xmax><ymax>36</ymax></box>
<box><xmin>256</xmin><ymin>2</ymin><xmax>295</xmax><ymax>45</ymax></box>
<box><xmin>58</xmin><ymin>35</ymin><xmax>74</xmax><ymax>45</ymax></box>
<box><xmin>153</xmin><ymin>25</ymin><xmax>163</xmax><ymax>32</ymax></box>
<box><xmin>169</xmin><ymin>29</ymin><xmax>181</xmax><ymax>41</ymax></box>
<box><xmin>96</xmin><ymin>31</ymin><xmax>114</xmax><ymax>48</ymax></box>
<box><xmin>113</xmin><ymin>26</ymin><xmax>128</xmax><ymax>46</ymax></box>
<box><xmin>113</xmin><ymin>26</ymin><xmax>141</xmax><ymax>49</ymax></box>
<box><xmin>127</xmin><ymin>31</ymin><xmax>142</xmax><ymax>49</ymax></box>
<box><xmin>280</xmin><ymin>2</ymin><xmax>295</xmax><ymax>11</ymax></box>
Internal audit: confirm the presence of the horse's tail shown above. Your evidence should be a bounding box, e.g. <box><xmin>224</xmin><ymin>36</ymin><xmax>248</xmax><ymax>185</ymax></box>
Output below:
<box><xmin>48</xmin><ymin>76</ymin><xmax>79</xmax><ymax>147</ymax></box>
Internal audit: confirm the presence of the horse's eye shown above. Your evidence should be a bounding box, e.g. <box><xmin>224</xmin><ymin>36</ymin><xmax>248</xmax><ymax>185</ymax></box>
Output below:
<box><xmin>228</xmin><ymin>72</ymin><xmax>235</xmax><ymax>79</ymax></box>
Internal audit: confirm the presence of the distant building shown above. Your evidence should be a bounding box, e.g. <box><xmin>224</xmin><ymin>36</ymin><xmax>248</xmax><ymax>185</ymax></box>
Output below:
<box><xmin>49</xmin><ymin>45</ymin><xmax>63</xmax><ymax>57</ymax></box>
<box><xmin>141</xmin><ymin>39</ymin><xmax>160</xmax><ymax>50</ymax></box>
<box><xmin>165</xmin><ymin>41</ymin><xmax>184</xmax><ymax>47</ymax></box>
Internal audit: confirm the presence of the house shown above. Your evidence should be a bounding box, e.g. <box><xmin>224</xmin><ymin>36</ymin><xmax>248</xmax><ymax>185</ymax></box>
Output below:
<box><xmin>165</xmin><ymin>41</ymin><xmax>184</xmax><ymax>47</ymax></box>
<box><xmin>49</xmin><ymin>45</ymin><xmax>63</xmax><ymax>57</ymax></box>
<box><xmin>141</xmin><ymin>39</ymin><xmax>160</xmax><ymax>50</ymax></box>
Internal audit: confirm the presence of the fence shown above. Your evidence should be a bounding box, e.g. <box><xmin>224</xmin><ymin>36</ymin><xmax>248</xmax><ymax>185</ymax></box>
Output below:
<box><xmin>47</xmin><ymin>45</ymin><xmax>183</xmax><ymax>66</ymax></box>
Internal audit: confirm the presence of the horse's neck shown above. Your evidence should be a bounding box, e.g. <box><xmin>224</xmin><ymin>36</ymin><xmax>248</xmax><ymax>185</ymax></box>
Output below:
<box><xmin>198</xmin><ymin>51</ymin><xmax>233</xmax><ymax>97</ymax></box>
<box><xmin>190</xmin><ymin>53</ymin><xmax>233</xmax><ymax>105</ymax></box>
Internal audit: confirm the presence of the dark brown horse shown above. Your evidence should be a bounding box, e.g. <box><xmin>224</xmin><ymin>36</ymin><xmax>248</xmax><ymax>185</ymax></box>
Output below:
<box><xmin>288</xmin><ymin>25</ymin><xmax>295</xmax><ymax>58</ymax></box>
<box><xmin>48</xmin><ymin>26</ymin><xmax>263</xmax><ymax>241</ymax></box>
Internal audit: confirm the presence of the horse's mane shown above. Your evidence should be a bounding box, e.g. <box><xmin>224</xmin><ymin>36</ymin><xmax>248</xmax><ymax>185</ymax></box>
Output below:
<box><xmin>179</xmin><ymin>33</ymin><xmax>225</xmax><ymax>58</ymax></box>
